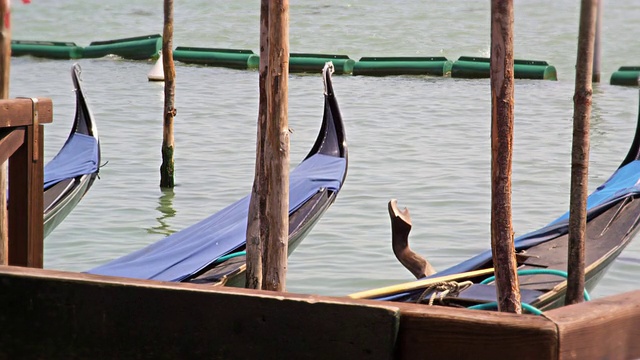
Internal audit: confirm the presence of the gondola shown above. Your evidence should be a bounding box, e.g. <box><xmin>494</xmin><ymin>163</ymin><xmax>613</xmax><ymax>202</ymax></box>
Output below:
<box><xmin>43</xmin><ymin>63</ymin><xmax>100</xmax><ymax>238</ymax></box>
<box><xmin>350</xmin><ymin>97</ymin><xmax>640</xmax><ymax>313</ymax></box>
<box><xmin>87</xmin><ymin>62</ymin><xmax>348</xmax><ymax>286</ymax></box>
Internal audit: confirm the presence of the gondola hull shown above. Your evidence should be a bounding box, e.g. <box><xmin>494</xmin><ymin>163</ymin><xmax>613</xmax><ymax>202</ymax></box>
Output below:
<box><xmin>43</xmin><ymin>174</ymin><xmax>96</xmax><ymax>238</ymax></box>
<box><xmin>87</xmin><ymin>62</ymin><xmax>348</xmax><ymax>286</ymax></box>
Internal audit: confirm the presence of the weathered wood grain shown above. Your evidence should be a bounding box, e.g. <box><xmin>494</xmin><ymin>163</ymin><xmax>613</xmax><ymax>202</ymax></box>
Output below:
<box><xmin>0</xmin><ymin>98</ymin><xmax>52</xmax><ymax>127</ymax></box>
<box><xmin>545</xmin><ymin>289</ymin><xmax>640</xmax><ymax>360</ymax></box>
<box><xmin>0</xmin><ymin>266</ymin><xmax>399</xmax><ymax>360</ymax></box>
<box><xmin>391</xmin><ymin>301</ymin><xmax>558</xmax><ymax>359</ymax></box>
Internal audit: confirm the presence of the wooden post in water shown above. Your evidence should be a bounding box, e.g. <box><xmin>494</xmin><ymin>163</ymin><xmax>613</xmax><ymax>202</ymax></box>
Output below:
<box><xmin>245</xmin><ymin>0</ymin><xmax>269</xmax><ymax>290</ymax></box>
<box><xmin>262</xmin><ymin>0</ymin><xmax>290</xmax><ymax>292</ymax></box>
<box><xmin>159</xmin><ymin>0</ymin><xmax>176</xmax><ymax>188</ymax></box>
<box><xmin>0</xmin><ymin>0</ymin><xmax>10</xmax><ymax>265</ymax></box>
<box><xmin>566</xmin><ymin>0</ymin><xmax>597</xmax><ymax>306</ymax></box>
<box><xmin>489</xmin><ymin>0</ymin><xmax>521</xmax><ymax>314</ymax></box>
<box><xmin>592</xmin><ymin>0</ymin><xmax>602</xmax><ymax>83</ymax></box>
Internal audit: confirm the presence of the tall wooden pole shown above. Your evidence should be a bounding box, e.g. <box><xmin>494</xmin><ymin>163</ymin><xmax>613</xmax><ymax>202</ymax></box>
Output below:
<box><xmin>566</xmin><ymin>0</ymin><xmax>597</xmax><ymax>306</ymax></box>
<box><xmin>490</xmin><ymin>0</ymin><xmax>521</xmax><ymax>314</ymax></box>
<box><xmin>160</xmin><ymin>0</ymin><xmax>176</xmax><ymax>188</ymax></box>
<box><xmin>245</xmin><ymin>0</ymin><xmax>269</xmax><ymax>290</ymax></box>
<box><xmin>262</xmin><ymin>0</ymin><xmax>289</xmax><ymax>292</ymax></box>
<box><xmin>0</xmin><ymin>0</ymin><xmax>10</xmax><ymax>265</ymax></box>
<box><xmin>592</xmin><ymin>0</ymin><xmax>602</xmax><ymax>83</ymax></box>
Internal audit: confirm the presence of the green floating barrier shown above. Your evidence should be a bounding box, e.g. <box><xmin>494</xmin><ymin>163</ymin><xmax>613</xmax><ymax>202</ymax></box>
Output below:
<box><xmin>352</xmin><ymin>56</ymin><xmax>452</xmax><ymax>76</ymax></box>
<box><xmin>172</xmin><ymin>47</ymin><xmax>259</xmax><ymax>69</ymax></box>
<box><xmin>289</xmin><ymin>53</ymin><xmax>355</xmax><ymax>74</ymax></box>
<box><xmin>451</xmin><ymin>56</ymin><xmax>557</xmax><ymax>80</ymax></box>
<box><xmin>610</xmin><ymin>66</ymin><xmax>640</xmax><ymax>86</ymax></box>
<box><xmin>11</xmin><ymin>40</ymin><xmax>83</xmax><ymax>59</ymax></box>
<box><xmin>82</xmin><ymin>34</ymin><xmax>161</xmax><ymax>60</ymax></box>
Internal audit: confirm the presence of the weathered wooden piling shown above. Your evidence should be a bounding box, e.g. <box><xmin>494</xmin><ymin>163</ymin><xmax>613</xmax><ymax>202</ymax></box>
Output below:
<box><xmin>490</xmin><ymin>0</ymin><xmax>521</xmax><ymax>313</ymax></box>
<box><xmin>262</xmin><ymin>0</ymin><xmax>290</xmax><ymax>292</ymax></box>
<box><xmin>566</xmin><ymin>0</ymin><xmax>597</xmax><ymax>306</ymax></box>
<box><xmin>159</xmin><ymin>0</ymin><xmax>176</xmax><ymax>188</ymax></box>
<box><xmin>0</xmin><ymin>0</ymin><xmax>10</xmax><ymax>264</ymax></box>
<box><xmin>592</xmin><ymin>0</ymin><xmax>602</xmax><ymax>83</ymax></box>
<box><xmin>246</xmin><ymin>0</ymin><xmax>270</xmax><ymax>290</ymax></box>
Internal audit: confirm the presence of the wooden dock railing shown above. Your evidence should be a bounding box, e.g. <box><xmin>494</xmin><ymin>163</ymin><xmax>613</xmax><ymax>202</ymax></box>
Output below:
<box><xmin>0</xmin><ymin>97</ymin><xmax>52</xmax><ymax>267</ymax></box>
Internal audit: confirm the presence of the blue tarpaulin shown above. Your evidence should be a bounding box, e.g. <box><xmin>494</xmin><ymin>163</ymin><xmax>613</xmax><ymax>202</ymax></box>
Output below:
<box><xmin>44</xmin><ymin>133</ymin><xmax>99</xmax><ymax>189</ymax></box>
<box><xmin>87</xmin><ymin>153</ymin><xmax>347</xmax><ymax>282</ymax></box>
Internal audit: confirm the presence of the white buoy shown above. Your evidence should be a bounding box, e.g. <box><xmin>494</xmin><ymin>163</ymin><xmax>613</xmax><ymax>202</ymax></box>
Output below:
<box><xmin>148</xmin><ymin>51</ymin><xmax>164</xmax><ymax>81</ymax></box>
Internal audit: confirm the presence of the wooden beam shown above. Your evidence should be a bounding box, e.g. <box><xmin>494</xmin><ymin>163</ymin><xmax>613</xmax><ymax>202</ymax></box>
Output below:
<box><xmin>0</xmin><ymin>98</ymin><xmax>53</xmax><ymax>127</ymax></box>
<box><xmin>393</xmin><ymin>302</ymin><xmax>558</xmax><ymax>359</ymax></box>
<box><xmin>0</xmin><ymin>266</ymin><xmax>399</xmax><ymax>360</ymax></box>
<box><xmin>546</xmin><ymin>289</ymin><xmax>640</xmax><ymax>359</ymax></box>
<box><xmin>8</xmin><ymin>123</ymin><xmax>44</xmax><ymax>267</ymax></box>
<box><xmin>0</xmin><ymin>128</ymin><xmax>25</xmax><ymax>164</ymax></box>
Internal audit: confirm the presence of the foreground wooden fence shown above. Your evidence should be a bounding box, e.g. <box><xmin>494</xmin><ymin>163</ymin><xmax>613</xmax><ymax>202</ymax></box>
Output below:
<box><xmin>0</xmin><ymin>265</ymin><xmax>638</xmax><ymax>359</ymax></box>
<box><xmin>0</xmin><ymin>98</ymin><xmax>52</xmax><ymax>267</ymax></box>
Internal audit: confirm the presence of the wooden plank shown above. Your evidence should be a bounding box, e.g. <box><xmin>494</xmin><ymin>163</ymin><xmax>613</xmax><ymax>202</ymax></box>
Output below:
<box><xmin>0</xmin><ymin>98</ymin><xmax>52</xmax><ymax>127</ymax></box>
<box><xmin>545</xmin><ymin>289</ymin><xmax>640</xmax><ymax>359</ymax></box>
<box><xmin>391</xmin><ymin>301</ymin><xmax>558</xmax><ymax>359</ymax></box>
<box><xmin>0</xmin><ymin>266</ymin><xmax>400</xmax><ymax>360</ymax></box>
<box><xmin>7</xmin><ymin>124</ymin><xmax>44</xmax><ymax>267</ymax></box>
<box><xmin>0</xmin><ymin>128</ymin><xmax>25</xmax><ymax>165</ymax></box>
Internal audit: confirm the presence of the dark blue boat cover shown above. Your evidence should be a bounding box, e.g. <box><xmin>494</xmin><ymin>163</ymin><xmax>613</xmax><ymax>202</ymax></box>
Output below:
<box><xmin>377</xmin><ymin>160</ymin><xmax>640</xmax><ymax>301</ymax></box>
<box><xmin>44</xmin><ymin>133</ymin><xmax>99</xmax><ymax>189</ymax></box>
<box><xmin>87</xmin><ymin>153</ymin><xmax>347</xmax><ymax>282</ymax></box>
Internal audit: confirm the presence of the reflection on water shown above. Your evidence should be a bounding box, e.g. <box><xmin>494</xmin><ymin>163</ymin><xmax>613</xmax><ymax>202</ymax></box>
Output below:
<box><xmin>147</xmin><ymin>188</ymin><xmax>177</xmax><ymax>236</ymax></box>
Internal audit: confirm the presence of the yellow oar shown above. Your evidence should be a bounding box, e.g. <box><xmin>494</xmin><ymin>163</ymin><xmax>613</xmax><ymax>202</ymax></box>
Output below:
<box><xmin>348</xmin><ymin>267</ymin><xmax>495</xmax><ymax>300</ymax></box>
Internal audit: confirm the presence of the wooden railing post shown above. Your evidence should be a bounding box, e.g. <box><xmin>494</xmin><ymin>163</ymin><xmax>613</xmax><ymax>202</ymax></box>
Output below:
<box><xmin>8</xmin><ymin>101</ymin><xmax>44</xmax><ymax>267</ymax></box>
<box><xmin>0</xmin><ymin>97</ymin><xmax>53</xmax><ymax>268</ymax></box>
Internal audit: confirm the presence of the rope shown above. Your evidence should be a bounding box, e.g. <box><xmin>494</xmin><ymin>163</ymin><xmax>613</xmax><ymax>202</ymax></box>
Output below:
<box><xmin>212</xmin><ymin>251</ymin><xmax>247</xmax><ymax>264</ymax></box>
<box><xmin>416</xmin><ymin>280</ymin><xmax>474</xmax><ymax>306</ymax></box>
<box><xmin>480</xmin><ymin>268</ymin><xmax>591</xmax><ymax>301</ymax></box>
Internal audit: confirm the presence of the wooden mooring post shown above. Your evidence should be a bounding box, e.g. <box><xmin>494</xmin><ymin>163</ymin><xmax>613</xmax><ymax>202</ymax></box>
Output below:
<box><xmin>489</xmin><ymin>0</ymin><xmax>521</xmax><ymax>313</ymax></box>
<box><xmin>245</xmin><ymin>0</ymin><xmax>270</xmax><ymax>290</ymax></box>
<box><xmin>0</xmin><ymin>0</ymin><xmax>10</xmax><ymax>264</ymax></box>
<box><xmin>592</xmin><ymin>0</ymin><xmax>602</xmax><ymax>83</ymax></box>
<box><xmin>0</xmin><ymin>98</ymin><xmax>53</xmax><ymax>267</ymax></box>
<box><xmin>262</xmin><ymin>0</ymin><xmax>290</xmax><ymax>292</ymax></box>
<box><xmin>159</xmin><ymin>0</ymin><xmax>176</xmax><ymax>188</ymax></box>
<box><xmin>566</xmin><ymin>0</ymin><xmax>598</xmax><ymax>306</ymax></box>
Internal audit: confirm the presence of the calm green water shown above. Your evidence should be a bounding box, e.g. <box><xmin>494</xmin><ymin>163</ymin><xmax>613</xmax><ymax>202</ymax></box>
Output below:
<box><xmin>8</xmin><ymin>1</ymin><xmax>640</xmax><ymax>298</ymax></box>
